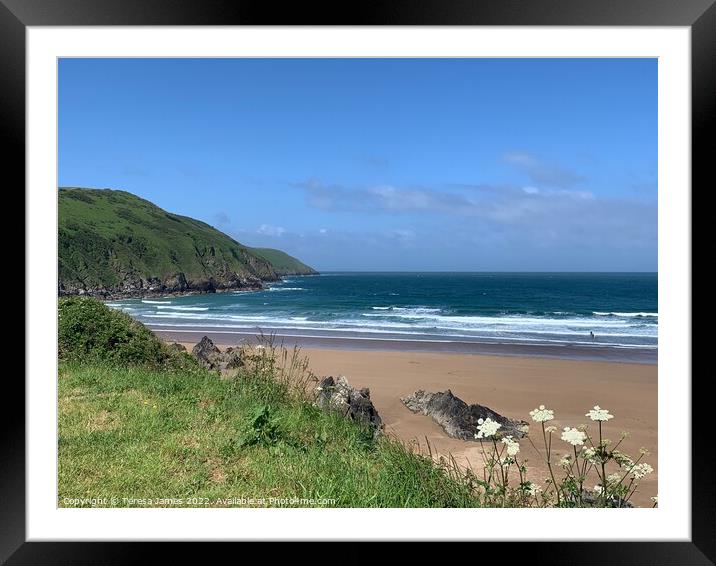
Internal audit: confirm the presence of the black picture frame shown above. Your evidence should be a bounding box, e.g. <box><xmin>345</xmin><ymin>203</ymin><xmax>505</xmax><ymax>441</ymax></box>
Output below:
<box><xmin>5</xmin><ymin>1</ymin><xmax>709</xmax><ymax>562</ymax></box>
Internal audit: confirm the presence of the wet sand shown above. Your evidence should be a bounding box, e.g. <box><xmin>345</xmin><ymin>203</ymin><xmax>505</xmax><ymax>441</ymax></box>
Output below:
<box><xmin>155</xmin><ymin>327</ymin><xmax>657</xmax><ymax>364</ymax></box>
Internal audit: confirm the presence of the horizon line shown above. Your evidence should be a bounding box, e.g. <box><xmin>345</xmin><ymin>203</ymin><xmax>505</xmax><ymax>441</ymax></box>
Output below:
<box><xmin>304</xmin><ymin>270</ymin><xmax>658</xmax><ymax>274</ymax></box>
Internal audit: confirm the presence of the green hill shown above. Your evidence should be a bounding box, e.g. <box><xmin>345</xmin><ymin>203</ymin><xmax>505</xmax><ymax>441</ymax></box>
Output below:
<box><xmin>250</xmin><ymin>247</ymin><xmax>317</xmax><ymax>276</ymax></box>
<box><xmin>58</xmin><ymin>188</ymin><xmax>317</xmax><ymax>298</ymax></box>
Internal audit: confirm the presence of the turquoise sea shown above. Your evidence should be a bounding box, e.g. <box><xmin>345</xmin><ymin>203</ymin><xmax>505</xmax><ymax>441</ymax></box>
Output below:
<box><xmin>109</xmin><ymin>272</ymin><xmax>657</xmax><ymax>353</ymax></box>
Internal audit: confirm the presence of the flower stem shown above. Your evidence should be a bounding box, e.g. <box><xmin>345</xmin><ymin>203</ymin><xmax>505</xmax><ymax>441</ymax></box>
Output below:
<box><xmin>542</xmin><ymin>422</ymin><xmax>561</xmax><ymax>505</ymax></box>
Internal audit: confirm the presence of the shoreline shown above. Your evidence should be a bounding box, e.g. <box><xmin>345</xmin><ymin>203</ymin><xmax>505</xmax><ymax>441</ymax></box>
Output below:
<box><xmin>154</xmin><ymin>327</ymin><xmax>657</xmax><ymax>364</ymax></box>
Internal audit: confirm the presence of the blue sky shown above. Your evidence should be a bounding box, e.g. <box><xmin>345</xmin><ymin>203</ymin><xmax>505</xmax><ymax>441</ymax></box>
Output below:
<box><xmin>59</xmin><ymin>58</ymin><xmax>657</xmax><ymax>271</ymax></box>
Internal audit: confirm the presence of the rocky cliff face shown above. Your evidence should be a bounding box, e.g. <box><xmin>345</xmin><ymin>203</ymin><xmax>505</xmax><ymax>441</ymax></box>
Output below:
<box><xmin>58</xmin><ymin>269</ymin><xmax>266</xmax><ymax>299</ymax></box>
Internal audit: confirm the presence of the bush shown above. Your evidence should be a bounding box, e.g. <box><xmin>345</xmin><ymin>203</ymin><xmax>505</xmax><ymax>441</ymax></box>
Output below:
<box><xmin>58</xmin><ymin>296</ymin><xmax>197</xmax><ymax>370</ymax></box>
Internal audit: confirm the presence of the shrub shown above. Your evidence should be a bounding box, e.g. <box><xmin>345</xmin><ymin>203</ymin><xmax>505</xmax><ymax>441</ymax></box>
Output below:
<box><xmin>58</xmin><ymin>296</ymin><xmax>197</xmax><ymax>370</ymax></box>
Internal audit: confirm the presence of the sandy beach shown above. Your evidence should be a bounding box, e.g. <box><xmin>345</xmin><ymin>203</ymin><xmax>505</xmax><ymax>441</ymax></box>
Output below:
<box><xmin>172</xmin><ymin>335</ymin><xmax>658</xmax><ymax>507</ymax></box>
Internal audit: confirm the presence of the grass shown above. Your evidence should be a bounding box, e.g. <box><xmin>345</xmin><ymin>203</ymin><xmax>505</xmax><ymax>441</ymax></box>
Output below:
<box><xmin>58</xmin><ymin>357</ymin><xmax>481</xmax><ymax>508</ymax></box>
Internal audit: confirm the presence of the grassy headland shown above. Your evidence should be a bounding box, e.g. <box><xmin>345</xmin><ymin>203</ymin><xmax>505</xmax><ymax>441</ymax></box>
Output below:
<box><xmin>250</xmin><ymin>247</ymin><xmax>317</xmax><ymax>277</ymax></box>
<box><xmin>58</xmin><ymin>188</ymin><xmax>317</xmax><ymax>298</ymax></box>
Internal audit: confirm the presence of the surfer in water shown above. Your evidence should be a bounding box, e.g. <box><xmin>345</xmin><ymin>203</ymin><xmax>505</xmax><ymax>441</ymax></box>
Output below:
<box><xmin>590</xmin><ymin>331</ymin><xmax>595</xmax><ymax>340</ymax></box>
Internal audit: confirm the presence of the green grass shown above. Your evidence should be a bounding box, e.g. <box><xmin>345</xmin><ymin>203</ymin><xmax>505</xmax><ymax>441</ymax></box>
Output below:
<box><xmin>58</xmin><ymin>187</ymin><xmax>316</xmax><ymax>290</ymax></box>
<box><xmin>58</xmin><ymin>298</ymin><xmax>481</xmax><ymax>508</ymax></box>
<box><xmin>58</xmin><ymin>360</ymin><xmax>481</xmax><ymax>508</ymax></box>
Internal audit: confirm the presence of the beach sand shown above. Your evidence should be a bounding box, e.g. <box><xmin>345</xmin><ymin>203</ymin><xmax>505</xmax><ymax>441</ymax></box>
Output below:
<box><xmin>175</xmin><ymin>339</ymin><xmax>658</xmax><ymax>507</ymax></box>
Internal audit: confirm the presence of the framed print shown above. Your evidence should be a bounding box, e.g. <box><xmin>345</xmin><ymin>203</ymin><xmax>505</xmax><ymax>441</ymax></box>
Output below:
<box><xmin>5</xmin><ymin>0</ymin><xmax>711</xmax><ymax>562</ymax></box>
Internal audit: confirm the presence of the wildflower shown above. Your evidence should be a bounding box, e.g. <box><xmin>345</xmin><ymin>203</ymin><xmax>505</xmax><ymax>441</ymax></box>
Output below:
<box><xmin>561</xmin><ymin>427</ymin><xmax>587</xmax><ymax>446</ymax></box>
<box><xmin>613</xmin><ymin>451</ymin><xmax>634</xmax><ymax>468</ymax></box>
<box><xmin>501</xmin><ymin>436</ymin><xmax>520</xmax><ymax>456</ymax></box>
<box><xmin>475</xmin><ymin>417</ymin><xmax>502</xmax><ymax>439</ymax></box>
<box><xmin>586</xmin><ymin>405</ymin><xmax>614</xmax><ymax>421</ymax></box>
<box><xmin>545</xmin><ymin>425</ymin><xmax>557</xmax><ymax>434</ymax></box>
<box><xmin>593</xmin><ymin>485</ymin><xmax>605</xmax><ymax>495</ymax></box>
<box><xmin>559</xmin><ymin>455</ymin><xmax>571</xmax><ymax>468</ymax></box>
<box><xmin>639</xmin><ymin>447</ymin><xmax>650</xmax><ymax>456</ymax></box>
<box><xmin>524</xmin><ymin>482</ymin><xmax>541</xmax><ymax>496</ymax></box>
<box><xmin>582</xmin><ymin>447</ymin><xmax>596</xmax><ymax>459</ymax></box>
<box><xmin>630</xmin><ymin>463</ymin><xmax>654</xmax><ymax>479</ymax></box>
<box><xmin>607</xmin><ymin>473</ymin><xmax>622</xmax><ymax>485</ymax></box>
<box><xmin>499</xmin><ymin>456</ymin><xmax>514</xmax><ymax>468</ymax></box>
<box><xmin>529</xmin><ymin>405</ymin><xmax>554</xmax><ymax>422</ymax></box>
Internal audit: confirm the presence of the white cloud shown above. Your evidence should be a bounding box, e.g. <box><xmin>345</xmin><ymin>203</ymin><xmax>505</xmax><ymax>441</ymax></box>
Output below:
<box><xmin>504</xmin><ymin>151</ymin><xmax>585</xmax><ymax>189</ymax></box>
<box><xmin>257</xmin><ymin>224</ymin><xmax>286</xmax><ymax>237</ymax></box>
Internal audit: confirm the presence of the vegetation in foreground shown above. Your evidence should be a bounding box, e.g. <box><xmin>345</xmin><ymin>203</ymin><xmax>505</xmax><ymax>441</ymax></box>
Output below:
<box><xmin>58</xmin><ymin>297</ymin><xmax>480</xmax><ymax>508</ymax></box>
<box><xmin>58</xmin><ymin>297</ymin><xmax>656</xmax><ymax>508</ymax></box>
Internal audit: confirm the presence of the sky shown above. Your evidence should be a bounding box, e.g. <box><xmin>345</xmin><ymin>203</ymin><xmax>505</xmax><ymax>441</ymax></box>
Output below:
<box><xmin>58</xmin><ymin>58</ymin><xmax>657</xmax><ymax>272</ymax></box>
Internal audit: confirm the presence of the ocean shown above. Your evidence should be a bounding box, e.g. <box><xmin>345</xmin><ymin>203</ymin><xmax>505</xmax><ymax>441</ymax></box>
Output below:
<box><xmin>108</xmin><ymin>272</ymin><xmax>657</xmax><ymax>361</ymax></box>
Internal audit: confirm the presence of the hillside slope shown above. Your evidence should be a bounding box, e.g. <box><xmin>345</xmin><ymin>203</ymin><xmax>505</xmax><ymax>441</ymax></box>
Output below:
<box><xmin>250</xmin><ymin>247</ymin><xmax>317</xmax><ymax>276</ymax></box>
<box><xmin>58</xmin><ymin>188</ymin><xmax>317</xmax><ymax>298</ymax></box>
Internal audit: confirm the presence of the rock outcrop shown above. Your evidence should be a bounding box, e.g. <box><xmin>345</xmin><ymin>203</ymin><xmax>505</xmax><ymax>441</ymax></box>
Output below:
<box><xmin>191</xmin><ymin>336</ymin><xmax>244</xmax><ymax>372</ymax></box>
<box><xmin>401</xmin><ymin>389</ymin><xmax>528</xmax><ymax>441</ymax></box>
<box><xmin>314</xmin><ymin>376</ymin><xmax>383</xmax><ymax>438</ymax></box>
<box><xmin>58</xmin><ymin>271</ymin><xmax>265</xmax><ymax>300</ymax></box>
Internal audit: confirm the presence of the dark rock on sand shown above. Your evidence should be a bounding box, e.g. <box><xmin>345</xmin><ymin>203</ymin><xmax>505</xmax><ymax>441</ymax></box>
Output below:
<box><xmin>401</xmin><ymin>389</ymin><xmax>528</xmax><ymax>441</ymax></box>
<box><xmin>191</xmin><ymin>336</ymin><xmax>244</xmax><ymax>372</ymax></box>
<box><xmin>222</xmin><ymin>347</ymin><xmax>244</xmax><ymax>369</ymax></box>
<box><xmin>314</xmin><ymin>376</ymin><xmax>383</xmax><ymax>438</ymax></box>
<box><xmin>192</xmin><ymin>336</ymin><xmax>222</xmax><ymax>369</ymax></box>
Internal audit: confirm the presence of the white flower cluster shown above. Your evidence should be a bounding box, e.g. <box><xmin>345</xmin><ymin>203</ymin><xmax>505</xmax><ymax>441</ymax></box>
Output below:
<box><xmin>475</xmin><ymin>417</ymin><xmax>501</xmax><ymax>439</ymax></box>
<box><xmin>499</xmin><ymin>456</ymin><xmax>514</xmax><ymax>468</ymax></box>
<box><xmin>630</xmin><ymin>463</ymin><xmax>654</xmax><ymax>479</ymax></box>
<box><xmin>559</xmin><ymin>454</ymin><xmax>572</xmax><ymax>468</ymax></box>
<box><xmin>529</xmin><ymin>405</ymin><xmax>554</xmax><ymax>422</ymax></box>
<box><xmin>501</xmin><ymin>435</ymin><xmax>520</xmax><ymax>456</ymax></box>
<box><xmin>524</xmin><ymin>482</ymin><xmax>541</xmax><ymax>497</ymax></box>
<box><xmin>586</xmin><ymin>405</ymin><xmax>614</xmax><ymax>421</ymax></box>
<box><xmin>581</xmin><ymin>447</ymin><xmax>598</xmax><ymax>462</ymax></box>
<box><xmin>613</xmin><ymin>451</ymin><xmax>634</xmax><ymax>468</ymax></box>
<box><xmin>607</xmin><ymin>473</ymin><xmax>622</xmax><ymax>485</ymax></box>
<box><xmin>561</xmin><ymin>427</ymin><xmax>587</xmax><ymax>446</ymax></box>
